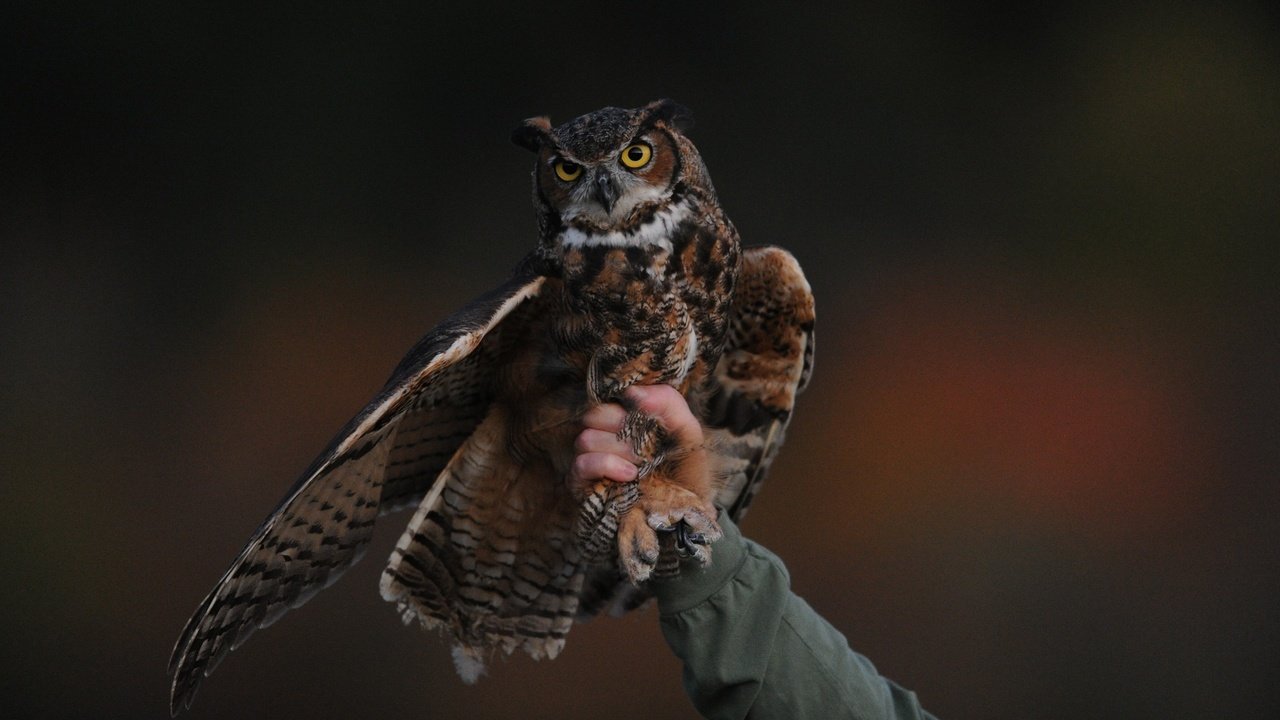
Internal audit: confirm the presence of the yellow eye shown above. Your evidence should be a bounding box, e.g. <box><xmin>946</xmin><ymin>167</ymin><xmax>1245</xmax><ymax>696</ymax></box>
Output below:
<box><xmin>620</xmin><ymin>142</ymin><xmax>652</xmax><ymax>169</ymax></box>
<box><xmin>554</xmin><ymin>160</ymin><xmax>582</xmax><ymax>182</ymax></box>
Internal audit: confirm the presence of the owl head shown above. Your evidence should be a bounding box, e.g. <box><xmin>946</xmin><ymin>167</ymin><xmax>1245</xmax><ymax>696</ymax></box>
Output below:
<box><xmin>512</xmin><ymin>100</ymin><xmax>710</xmax><ymax>235</ymax></box>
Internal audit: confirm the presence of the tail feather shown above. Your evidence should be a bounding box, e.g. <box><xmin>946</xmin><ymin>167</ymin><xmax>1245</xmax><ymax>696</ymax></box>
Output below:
<box><xmin>379</xmin><ymin>406</ymin><xmax>586</xmax><ymax>678</ymax></box>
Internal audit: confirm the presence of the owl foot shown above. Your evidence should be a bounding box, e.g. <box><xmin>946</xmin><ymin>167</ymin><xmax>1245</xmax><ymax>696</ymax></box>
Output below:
<box><xmin>616</xmin><ymin>477</ymin><xmax>722</xmax><ymax>585</ymax></box>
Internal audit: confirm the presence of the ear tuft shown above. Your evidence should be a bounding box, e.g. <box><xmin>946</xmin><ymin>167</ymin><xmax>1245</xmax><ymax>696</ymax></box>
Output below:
<box><xmin>511</xmin><ymin>116</ymin><xmax>552</xmax><ymax>152</ymax></box>
<box><xmin>642</xmin><ymin>99</ymin><xmax>694</xmax><ymax>133</ymax></box>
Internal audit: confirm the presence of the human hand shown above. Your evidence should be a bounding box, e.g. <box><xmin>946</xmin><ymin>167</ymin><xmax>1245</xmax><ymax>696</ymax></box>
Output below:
<box><xmin>568</xmin><ymin>384</ymin><xmax>705</xmax><ymax>497</ymax></box>
<box><xmin>570</xmin><ymin>384</ymin><xmax>719</xmax><ymax>582</ymax></box>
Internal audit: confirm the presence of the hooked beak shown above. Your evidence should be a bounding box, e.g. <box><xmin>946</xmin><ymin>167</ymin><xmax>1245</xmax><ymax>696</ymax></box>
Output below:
<box><xmin>593</xmin><ymin>172</ymin><xmax>619</xmax><ymax>214</ymax></box>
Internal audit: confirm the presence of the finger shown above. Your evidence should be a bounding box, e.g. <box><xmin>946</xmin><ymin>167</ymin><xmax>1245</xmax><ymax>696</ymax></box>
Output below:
<box><xmin>570</xmin><ymin>452</ymin><xmax>639</xmax><ymax>486</ymax></box>
<box><xmin>575</xmin><ymin>428</ymin><xmax>641</xmax><ymax>463</ymax></box>
<box><xmin>582</xmin><ymin>403</ymin><xmax>627</xmax><ymax>433</ymax></box>
<box><xmin>624</xmin><ymin>385</ymin><xmax>703</xmax><ymax>444</ymax></box>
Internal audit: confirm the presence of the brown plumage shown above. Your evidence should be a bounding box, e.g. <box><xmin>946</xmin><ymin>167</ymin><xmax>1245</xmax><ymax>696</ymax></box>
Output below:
<box><xmin>168</xmin><ymin>100</ymin><xmax>815</xmax><ymax>712</ymax></box>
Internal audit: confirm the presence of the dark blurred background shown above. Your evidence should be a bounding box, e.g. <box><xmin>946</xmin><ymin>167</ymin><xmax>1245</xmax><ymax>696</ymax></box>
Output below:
<box><xmin>3</xmin><ymin>1</ymin><xmax>1277</xmax><ymax>718</ymax></box>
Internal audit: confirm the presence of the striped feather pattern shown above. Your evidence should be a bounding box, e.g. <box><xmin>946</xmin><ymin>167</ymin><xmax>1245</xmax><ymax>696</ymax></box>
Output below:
<box><xmin>170</xmin><ymin>243</ymin><xmax>814</xmax><ymax>708</ymax></box>
<box><xmin>168</xmin><ymin>267</ymin><xmax>546</xmax><ymax>714</ymax></box>
<box><xmin>575</xmin><ymin>481</ymin><xmax>639</xmax><ymax>562</ymax></box>
<box><xmin>168</xmin><ymin>436</ymin><xmax>391</xmax><ymax>710</ymax></box>
<box><xmin>378</xmin><ymin>335</ymin><xmax>508</xmax><ymax>515</ymax></box>
<box><xmin>705</xmin><ymin>245</ymin><xmax>815</xmax><ymax>519</ymax></box>
<box><xmin>379</xmin><ymin>405</ymin><xmax>586</xmax><ymax>680</ymax></box>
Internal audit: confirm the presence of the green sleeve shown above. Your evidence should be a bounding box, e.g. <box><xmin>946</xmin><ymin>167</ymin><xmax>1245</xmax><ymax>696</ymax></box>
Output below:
<box><xmin>652</xmin><ymin>515</ymin><xmax>937</xmax><ymax>720</ymax></box>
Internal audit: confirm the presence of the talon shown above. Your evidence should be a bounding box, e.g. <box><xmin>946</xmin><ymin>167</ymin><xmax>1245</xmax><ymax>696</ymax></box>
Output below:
<box><xmin>674</xmin><ymin>522</ymin><xmax>707</xmax><ymax>557</ymax></box>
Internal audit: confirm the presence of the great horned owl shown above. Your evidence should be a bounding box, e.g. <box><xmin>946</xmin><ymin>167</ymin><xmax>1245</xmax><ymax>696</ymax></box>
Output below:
<box><xmin>169</xmin><ymin>99</ymin><xmax>815</xmax><ymax>713</ymax></box>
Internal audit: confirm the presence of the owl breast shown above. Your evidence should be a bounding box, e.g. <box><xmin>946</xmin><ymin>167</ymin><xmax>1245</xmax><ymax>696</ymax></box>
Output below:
<box><xmin>556</xmin><ymin>242</ymin><xmax>691</xmax><ymax>398</ymax></box>
<box><xmin>550</xmin><ymin>193</ymin><xmax>742</xmax><ymax>399</ymax></box>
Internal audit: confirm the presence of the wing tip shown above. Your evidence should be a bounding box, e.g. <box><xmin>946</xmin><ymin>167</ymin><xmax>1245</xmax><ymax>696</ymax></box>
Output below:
<box><xmin>168</xmin><ymin>665</ymin><xmax>199</xmax><ymax>717</ymax></box>
<box><xmin>168</xmin><ymin>605</ymin><xmax>203</xmax><ymax>675</ymax></box>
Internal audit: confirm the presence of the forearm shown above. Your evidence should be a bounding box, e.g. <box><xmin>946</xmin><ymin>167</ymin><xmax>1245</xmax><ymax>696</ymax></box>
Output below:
<box><xmin>653</xmin><ymin>515</ymin><xmax>935</xmax><ymax>720</ymax></box>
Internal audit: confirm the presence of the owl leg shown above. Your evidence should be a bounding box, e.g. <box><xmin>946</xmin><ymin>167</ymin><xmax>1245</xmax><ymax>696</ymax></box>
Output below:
<box><xmin>574</xmin><ymin>480</ymin><xmax>638</xmax><ymax>563</ymax></box>
<box><xmin>615</xmin><ymin>409</ymin><xmax>722</xmax><ymax>584</ymax></box>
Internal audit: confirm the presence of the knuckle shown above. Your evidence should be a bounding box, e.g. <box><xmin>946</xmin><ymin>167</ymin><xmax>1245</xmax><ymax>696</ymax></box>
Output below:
<box><xmin>581</xmin><ymin>408</ymin><xmax>607</xmax><ymax>430</ymax></box>
<box><xmin>606</xmin><ymin>455</ymin><xmax>636</xmax><ymax>480</ymax></box>
<box><xmin>593</xmin><ymin>404</ymin><xmax>625</xmax><ymax>431</ymax></box>
<box><xmin>571</xmin><ymin>453</ymin><xmax>594</xmax><ymax>477</ymax></box>
<box><xmin>641</xmin><ymin>398</ymin><xmax>667</xmax><ymax>418</ymax></box>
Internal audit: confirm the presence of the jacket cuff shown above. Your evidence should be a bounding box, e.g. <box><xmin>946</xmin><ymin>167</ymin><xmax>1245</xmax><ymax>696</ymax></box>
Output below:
<box><xmin>652</xmin><ymin>511</ymin><xmax>748</xmax><ymax>615</ymax></box>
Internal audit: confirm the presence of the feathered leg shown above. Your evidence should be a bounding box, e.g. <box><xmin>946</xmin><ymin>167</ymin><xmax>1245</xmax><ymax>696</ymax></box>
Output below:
<box><xmin>615</xmin><ymin>413</ymin><xmax>721</xmax><ymax>583</ymax></box>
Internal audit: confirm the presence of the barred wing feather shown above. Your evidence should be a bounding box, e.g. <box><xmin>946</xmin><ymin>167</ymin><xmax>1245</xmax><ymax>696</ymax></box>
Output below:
<box><xmin>167</xmin><ymin>263</ymin><xmax>546</xmax><ymax>715</ymax></box>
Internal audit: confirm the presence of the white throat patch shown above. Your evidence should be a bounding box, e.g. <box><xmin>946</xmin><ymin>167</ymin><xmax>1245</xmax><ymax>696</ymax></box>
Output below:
<box><xmin>558</xmin><ymin>201</ymin><xmax>692</xmax><ymax>253</ymax></box>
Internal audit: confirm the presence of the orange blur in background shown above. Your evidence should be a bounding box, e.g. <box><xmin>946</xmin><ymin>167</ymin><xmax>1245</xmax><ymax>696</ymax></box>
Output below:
<box><xmin>1</xmin><ymin>3</ymin><xmax>1275</xmax><ymax>719</ymax></box>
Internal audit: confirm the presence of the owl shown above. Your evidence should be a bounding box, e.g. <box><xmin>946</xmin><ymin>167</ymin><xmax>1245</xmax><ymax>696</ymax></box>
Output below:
<box><xmin>168</xmin><ymin>99</ymin><xmax>815</xmax><ymax>713</ymax></box>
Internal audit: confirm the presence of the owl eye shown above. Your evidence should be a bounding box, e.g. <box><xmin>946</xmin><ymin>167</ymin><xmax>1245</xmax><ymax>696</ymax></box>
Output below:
<box><xmin>554</xmin><ymin>160</ymin><xmax>582</xmax><ymax>182</ymax></box>
<box><xmin>619</xmin><ymin>142</ymin><xmax>653</xmax><ymax>169</ymax></box>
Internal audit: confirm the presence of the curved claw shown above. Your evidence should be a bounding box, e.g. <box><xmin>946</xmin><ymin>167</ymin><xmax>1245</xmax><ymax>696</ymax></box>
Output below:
<box><xmin>674</xmin><ymin>523</ymin><xmax>708</xmax><ymax>557</ymax></box>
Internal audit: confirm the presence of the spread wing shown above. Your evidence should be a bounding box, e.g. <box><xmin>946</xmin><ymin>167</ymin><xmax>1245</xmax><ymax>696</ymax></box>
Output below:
<box><xmin>577</xmin><ymin>245</ymin><xmax>814</xmax><ymax>617</ymax></box>
<box><xmin>168</xmin><ymin>258</ymin><xmax>547</xmax><ymax>715</ymax></box>
<box><xmin>704</xmin><ymin>245</ymin><xmax>815</xmax><ymax>520</ymax></box>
